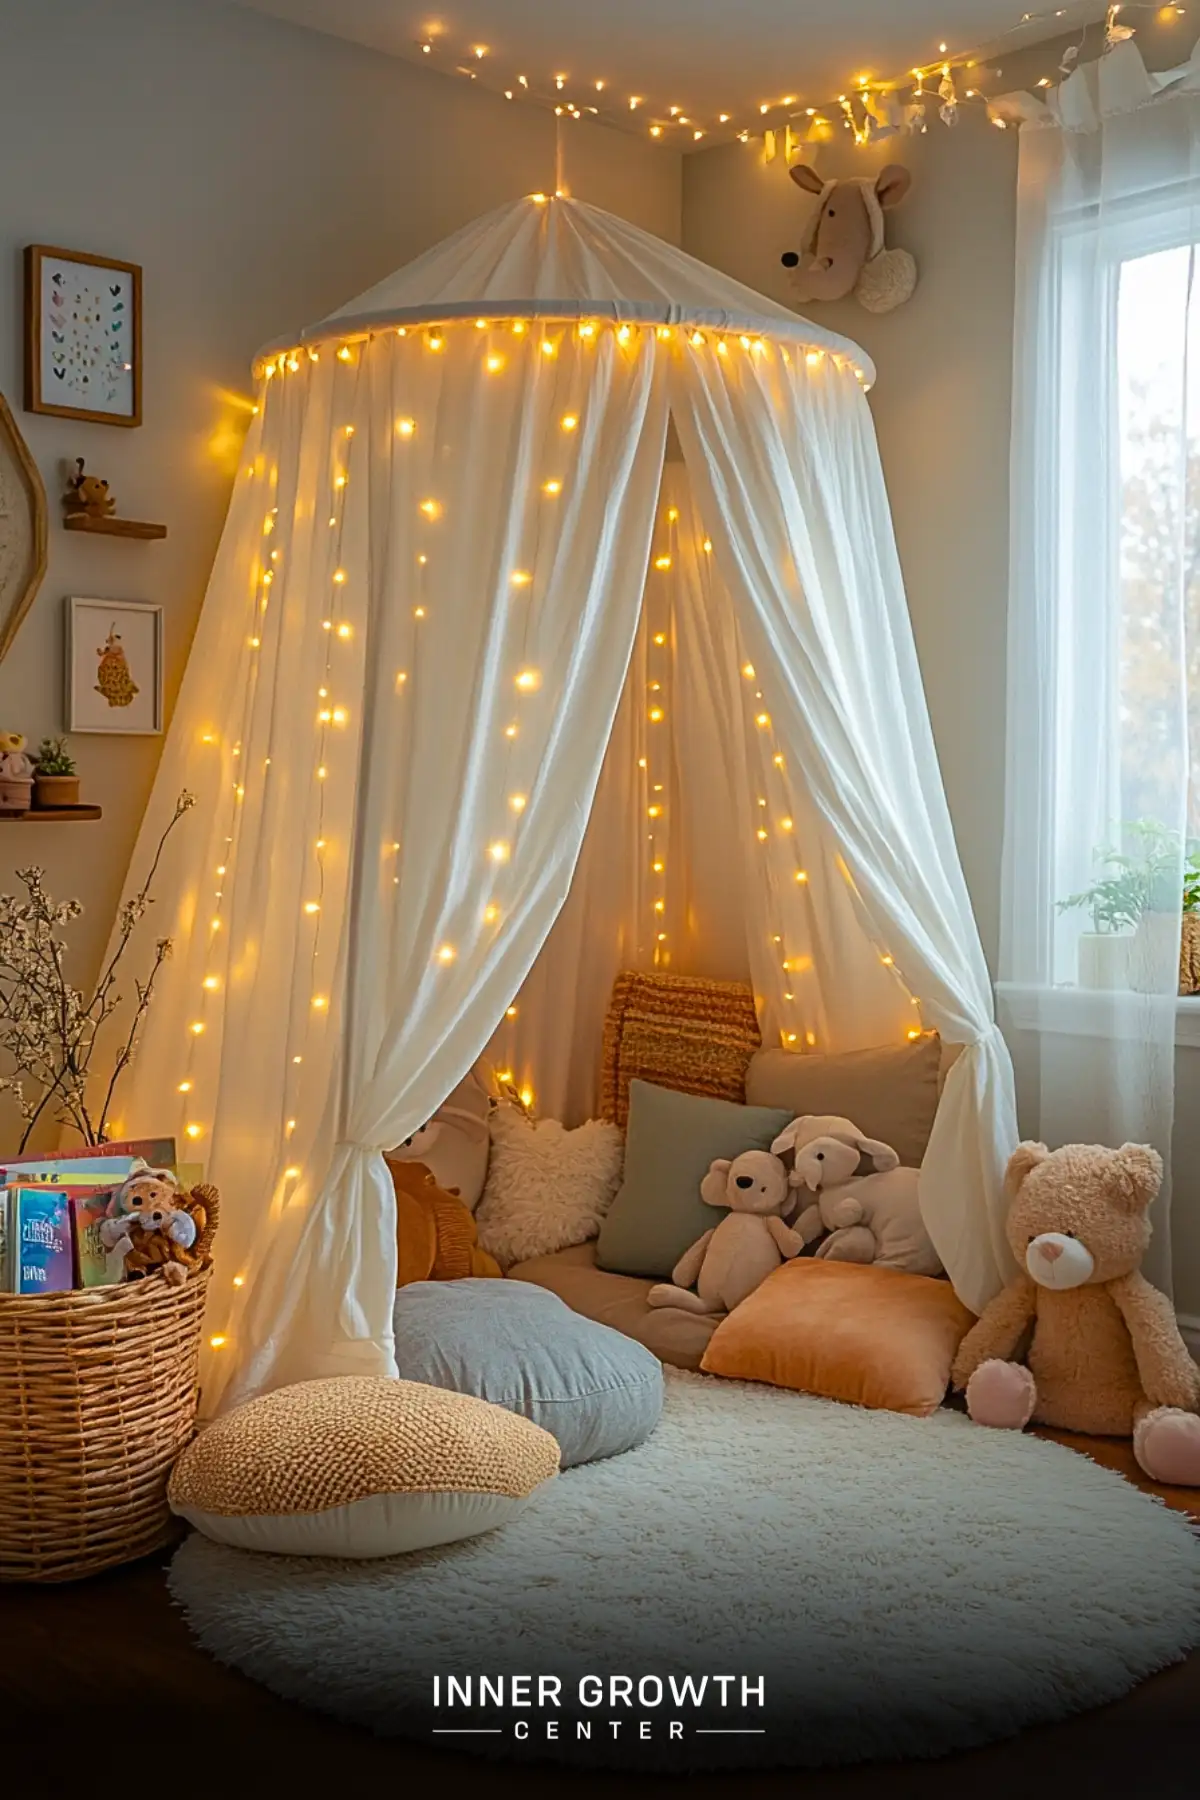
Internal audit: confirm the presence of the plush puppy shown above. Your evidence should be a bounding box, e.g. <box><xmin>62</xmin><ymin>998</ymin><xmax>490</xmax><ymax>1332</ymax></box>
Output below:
<box><xmin>771</xmin><ymin>1112</ymin><xmax>899</xmax><ymax>1176</ymax></box>
<box><xmin>952</xmin><ymin>1141</ymin><xmax>1200</xmax><ymax>1485</ymax></box>
<box><xmin>787</xmin><ymin>1134</ymin><xmax>943</xmax><ymax>1276</ymax></box>
<box><xmin>647</xmin><ymin>1149</ymin><xmax>820</xmax><ymax>1317</ymax></box>
<box><xmin>781</xmin><ymin>164</ymin><xmax>917</xmax><ymax>313</ymax></box>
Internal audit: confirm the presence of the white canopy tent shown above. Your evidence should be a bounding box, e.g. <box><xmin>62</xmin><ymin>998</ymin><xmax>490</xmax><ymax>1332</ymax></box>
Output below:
<box><xmin>106</xmin><ymin>196</ymin><xmax>1018</xmax><ymax>1412</ymax></box>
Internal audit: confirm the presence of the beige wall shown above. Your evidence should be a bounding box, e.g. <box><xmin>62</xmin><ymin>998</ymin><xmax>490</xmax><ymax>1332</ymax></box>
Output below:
<box><xmin>0</xmin><ymin>0</ymin><xmax>681</xmax><ymax>1139</ymax></box>
<box><xmin>681</xmin><ymin>18</ymin><xmax>1200</xmax><ymax>1319</ymax></box>
<box><xmin>683</xmin><ymin>90</ymin><xmax>1027</xmax><ymax>972</ymax></box>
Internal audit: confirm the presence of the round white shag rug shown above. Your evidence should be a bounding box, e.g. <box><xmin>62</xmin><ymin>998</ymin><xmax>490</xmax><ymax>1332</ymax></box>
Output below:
<box><xmin>169</xmin><ymin>1369</ymin><xmax>1200</xmax><ymax>1771</ymax></box>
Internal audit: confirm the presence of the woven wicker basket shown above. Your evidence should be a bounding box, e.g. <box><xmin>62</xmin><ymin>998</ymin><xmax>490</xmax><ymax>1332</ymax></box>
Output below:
<box><xmin>0</xmin><ymin>1189</ymin><xmax>216</xmax><ymax>1584</ymax></box>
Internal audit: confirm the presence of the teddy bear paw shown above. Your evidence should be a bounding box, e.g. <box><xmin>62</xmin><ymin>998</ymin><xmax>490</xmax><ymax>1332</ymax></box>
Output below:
<box><xmin>965</xmin><ymin>1359</ymin><xmax>1037</xmax><ymax>1430</ymax></box>
<box><xmin>1134</xmin><ymin>1407</ymin><xmax>1200</xmax><ymax>1486</ymax></box>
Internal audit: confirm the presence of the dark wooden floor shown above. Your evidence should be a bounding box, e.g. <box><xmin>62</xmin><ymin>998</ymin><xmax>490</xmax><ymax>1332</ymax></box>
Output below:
<box><xmin>3</xmin><ymin>1427</ymin><xmax>1198</xmax><ymax>1796</ymax></box>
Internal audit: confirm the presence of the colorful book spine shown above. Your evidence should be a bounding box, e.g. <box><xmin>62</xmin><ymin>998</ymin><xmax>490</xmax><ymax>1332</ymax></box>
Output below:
<box><xmin>0</xmin><ymin>1154</ymin><xmax>137</xmax><ymax>1186</ymax></box>
<box><xmin>3</xmin><ymin>1188</ymin><xmax>75</xmax><ymax>1295</ymax></box>
<box><xmin>88</xmin><ymin>1137</ymin><xmax>177</xmax><ymax>1169</ymax></box>
<box><xmin>68</xmin><ymin>1191</ymin><xmax>126</xmax><ymax>1288</ymax></box>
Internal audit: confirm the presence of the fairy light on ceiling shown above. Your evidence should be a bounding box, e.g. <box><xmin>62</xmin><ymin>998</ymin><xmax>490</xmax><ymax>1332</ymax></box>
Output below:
<box><xmin>399</xmin><ymin>4</ymin><xmax>1129</xmax><ymax>151</ymax></box>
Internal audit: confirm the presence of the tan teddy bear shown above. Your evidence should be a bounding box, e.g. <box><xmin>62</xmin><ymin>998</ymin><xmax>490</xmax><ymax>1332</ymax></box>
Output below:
<box><xmin>951</xmin><ymin>1141</ymin><xmax>1200</xmax><ymax>1485</ymax></box>
<box><xmin>63</xmin><ymin>456</ymin><xmax>116</xmax><ymax>519</ymax></box>
<box><xmin>647</xmin><ymin>1149</ymin><xmax>820</xmax><ymax>1316</ymax></box>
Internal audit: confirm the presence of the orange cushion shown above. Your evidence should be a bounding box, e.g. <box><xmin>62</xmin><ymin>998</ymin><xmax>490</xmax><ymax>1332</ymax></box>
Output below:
<box><xmin>700</xmin><ymin>1259</ymin><xmax>976</xmax><ymax>1418</ymax></box>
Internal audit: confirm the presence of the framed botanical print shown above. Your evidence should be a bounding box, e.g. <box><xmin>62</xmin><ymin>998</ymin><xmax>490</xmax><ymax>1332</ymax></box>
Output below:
<box><xmin>67</xmin><ymin>597</ymin><xmax>162</xmax><ymax>735</ymax></box>
<box><xmin>25</xmin><ymin>245</ymin><xmax>142</xmax><ymax>427</ymax></box>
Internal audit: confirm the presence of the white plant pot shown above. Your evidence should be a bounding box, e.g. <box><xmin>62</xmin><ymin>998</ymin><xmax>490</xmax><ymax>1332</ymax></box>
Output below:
<box><xmin>1076</xmin><ymin>932</ymin><xmax>1133</xmax><ymax>991</ymax></box>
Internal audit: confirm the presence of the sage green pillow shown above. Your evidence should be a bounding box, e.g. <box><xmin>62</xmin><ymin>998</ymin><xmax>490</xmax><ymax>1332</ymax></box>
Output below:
<box><xmin>595</xmin><ymin>1080</ymin><xmax>794</xmax><ymax>1280</ymax></box>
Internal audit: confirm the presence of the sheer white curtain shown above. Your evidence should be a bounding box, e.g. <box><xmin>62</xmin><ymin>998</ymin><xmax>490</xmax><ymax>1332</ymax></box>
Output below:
<box><xmin>486</xmin><ymin>457</ymin><xmax>917</xmax><ymax>1123</ymax></box>
<box><xmin>672</xmin><ymin>341</ymin><xmax>1020</xmax><ymax>1314</ymax></box>
<box><xmin>1000</xmin><ymin>62</ymin><xmax>1200</xmax><ymax>1293</ymax></box>
<box><xmin>107</xmin><ymin>320</ymin><xmax>668</xmax><ymax>1410</ymax></box>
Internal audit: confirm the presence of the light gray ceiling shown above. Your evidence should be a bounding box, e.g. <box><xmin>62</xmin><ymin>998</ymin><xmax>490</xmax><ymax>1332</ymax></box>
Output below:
<box><xmin>232</xmin><ymin>1</ymin><xmax>1101</xmax><ymax>148</ymax></box>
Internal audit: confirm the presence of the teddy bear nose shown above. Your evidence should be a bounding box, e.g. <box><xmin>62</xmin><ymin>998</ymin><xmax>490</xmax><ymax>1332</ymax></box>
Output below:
<box><xmin>735</xmin><ymin>1175</ymin><xmax>754</xmax><ymax>1189</ymax></box>
<box><xmin>1038</xmin><ymin>1240</ymin><xmax>1063</xmax><ymax>1263</ymax></box>
<box><xmin>780</xmin><ymin>251</ymin><xmax>799</xmax><ymax>268</ymax></box>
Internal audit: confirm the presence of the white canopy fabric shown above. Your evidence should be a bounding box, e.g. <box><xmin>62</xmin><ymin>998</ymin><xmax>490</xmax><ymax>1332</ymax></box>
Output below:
<box><xmin>104</xmin><ymin>197</ymin><xmax>1016</xmax><ymax>1411</ymax></box>
<box><xmin>260</xmin><ymin>194</ymin><xmax>875</xmax><ymax>376</ymax></box>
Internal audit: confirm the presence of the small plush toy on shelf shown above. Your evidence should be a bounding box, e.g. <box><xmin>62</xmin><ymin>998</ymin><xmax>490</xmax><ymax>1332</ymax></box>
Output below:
<box><xmin>0</xmin><ymin>731</ymin><xmax>37</xmax><ymax>812</ymax></box>
<box><xmin>63</xmin><ymin>457</ymin><xmax>116</xmax><ymax>520</ymax></box>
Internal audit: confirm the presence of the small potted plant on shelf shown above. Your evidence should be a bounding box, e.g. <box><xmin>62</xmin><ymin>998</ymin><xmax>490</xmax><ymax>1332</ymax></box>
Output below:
<box><xmin>33</xmin><ymin>736</ymin><xmax>80</xmax><ymax>809</ymax></box>
<box><xmin>1058</xmin><ymin>821</ymin><xmax>1200</xmax><ymax>995</ymax></box>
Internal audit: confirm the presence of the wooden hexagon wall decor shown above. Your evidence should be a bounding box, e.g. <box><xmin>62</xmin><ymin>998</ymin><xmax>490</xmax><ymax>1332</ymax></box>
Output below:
<box><xmin>0</xmin><ymin>389</ymin><xmax>48</xmax><ymax>664</ymax></box>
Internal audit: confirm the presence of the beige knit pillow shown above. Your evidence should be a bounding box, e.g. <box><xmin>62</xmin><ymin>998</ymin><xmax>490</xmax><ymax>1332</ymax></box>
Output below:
<box><xmin>168</xmin><ymin>1377</ymin><xmax>559</xmax><ymax>1557</ymax></box>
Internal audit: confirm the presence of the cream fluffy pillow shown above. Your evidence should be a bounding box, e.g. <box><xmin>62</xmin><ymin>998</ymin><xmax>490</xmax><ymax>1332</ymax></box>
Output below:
<box><xmin>474</xmin><ymin>1107</ymin><xmax>623</xmax><ymax>1268</ymax></box>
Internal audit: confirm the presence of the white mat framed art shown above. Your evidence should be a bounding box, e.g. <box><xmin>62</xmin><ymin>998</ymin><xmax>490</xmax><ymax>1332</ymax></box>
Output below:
<box><xmin>66</xmin><ymin>595</ymin><xmax>162</xmax><ymax>734</ymax></box>
<box><xmin>25</xmin><ymin>244</ymin><xmax>142</xmax><ymax>427</ymax></box>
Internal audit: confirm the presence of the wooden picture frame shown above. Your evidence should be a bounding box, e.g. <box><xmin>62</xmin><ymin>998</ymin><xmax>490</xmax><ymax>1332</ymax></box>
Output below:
<box><xmin>66</xmin><ymin>596</ymin><xmax>163</xmax><ymax>735</ymax></box>
<box><xmin>0</xmin><ymin>389</ymin><xmax>48</xmax><ymax>664</ymax></box>
<box><xmin>25</xmin><ymin>245</ymin><xmax>142</xmax><ymax>428</ymax></box>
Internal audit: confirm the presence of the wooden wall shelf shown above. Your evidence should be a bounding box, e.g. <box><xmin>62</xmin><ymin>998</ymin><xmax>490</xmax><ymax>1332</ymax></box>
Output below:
<box><xmin>0</xmin><ymin>806</ymin><xmax>102</xmax><ymax>822</ymax></box>
<box><xmin>64</xmin><ymin>515</ymin><xmax>166</xmax><ymax>541</ymax></box>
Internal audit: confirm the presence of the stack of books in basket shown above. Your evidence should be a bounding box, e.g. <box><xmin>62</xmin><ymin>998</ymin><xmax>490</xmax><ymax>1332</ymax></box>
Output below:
<box><xmin>0</xmin><ymin>1137</ymin><xmax>200</xmax><ymax>1294</ymax></box>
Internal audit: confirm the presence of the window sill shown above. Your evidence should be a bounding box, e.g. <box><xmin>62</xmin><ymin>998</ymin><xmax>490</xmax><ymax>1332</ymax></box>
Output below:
<box><xmin>997</xmin><ymin>982</ymin><xmax>1200</xmax><ymax>1049</ymax></box>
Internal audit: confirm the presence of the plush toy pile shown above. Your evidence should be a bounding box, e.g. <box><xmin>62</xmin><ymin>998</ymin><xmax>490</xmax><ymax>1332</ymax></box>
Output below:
<box><xmin>648</xmin><ymin>1112</ymin><xmax>941</xmax><ymax>1317</ymax></box>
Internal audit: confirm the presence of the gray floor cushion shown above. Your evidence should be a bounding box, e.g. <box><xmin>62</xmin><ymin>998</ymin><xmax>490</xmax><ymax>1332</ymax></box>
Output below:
<box><xmin>391</xmin><ymin>1278</ymin><xmax>663</xmax><ymax>1468</ymax></box>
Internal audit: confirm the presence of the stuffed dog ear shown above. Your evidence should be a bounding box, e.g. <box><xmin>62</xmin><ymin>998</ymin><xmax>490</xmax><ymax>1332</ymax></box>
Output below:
<box><xmin>770</xmin><ymin>1121</ymin><xmax>802</xmax><ymax>1156</ymax></box>
<box><xmin>789</xmin><ymin>162</ymin><xmax>825</xmax><ymax>195</ymax></box>
<box><xmin>852</xmin><ymin>1134</ymin><xmax>899</xmax><ymax>1173</ymax></box>
<box><xmin>700</xmin><ymin>1158</ymin><xmax>733</xmax><ymax>1208</ymax></box>
<box><xmin>875</xmin><ymin>164</ymin><xmax>912</xmax><ymax>208</ymax></box>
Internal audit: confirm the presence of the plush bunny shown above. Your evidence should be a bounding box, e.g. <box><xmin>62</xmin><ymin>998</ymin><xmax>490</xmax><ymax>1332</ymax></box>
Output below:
<box><xmin>781</xmin><ymin>164</ymin><xmax>917</xmax><ymax>314</ymax></box>
<box><xmin>647</xmin><ymin>1149</ymin><xmax>820</xmax><ymax>1317</ymax></box>
<box><xmin>771</xmin><ymin>1115</ymin><xmax>942</xmax><ymax>1276</ymax></box>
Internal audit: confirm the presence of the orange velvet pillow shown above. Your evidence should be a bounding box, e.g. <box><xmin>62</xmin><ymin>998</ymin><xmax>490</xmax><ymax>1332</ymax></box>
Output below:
<box><xmin>700</xmin><ymin>1260</ymin><xmax>976</xmax><ymax>1418</ymax></box>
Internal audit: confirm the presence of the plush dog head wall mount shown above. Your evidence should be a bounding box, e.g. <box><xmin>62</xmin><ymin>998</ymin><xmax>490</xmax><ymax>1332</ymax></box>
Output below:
<box><xmin>781</xmin><ymin>164</ymin><xmax>917</xmax><ymax>314</ymax></box>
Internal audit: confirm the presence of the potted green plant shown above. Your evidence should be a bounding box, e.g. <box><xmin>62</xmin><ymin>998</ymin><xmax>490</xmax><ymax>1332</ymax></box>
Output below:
<box><xmin>1058</xmin><ymin>822</ymin><xmax>1200</xmax><ymax>994</ymax></box>
<box><xmin>33</xmin><ymin>736</ymin><xmax>80</xmax><ymax>809</ymax></box>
